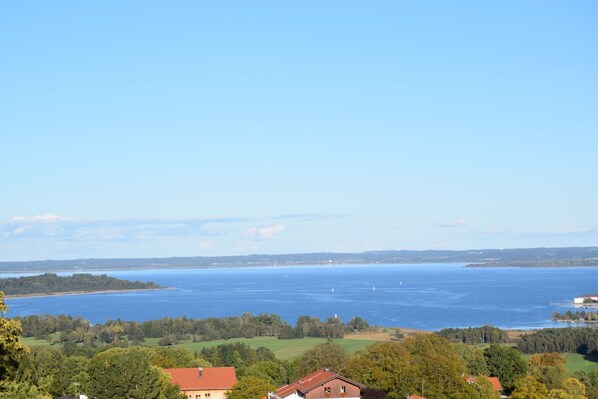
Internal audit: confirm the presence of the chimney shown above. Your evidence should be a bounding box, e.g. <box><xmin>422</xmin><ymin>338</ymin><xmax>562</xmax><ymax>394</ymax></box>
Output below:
<box><xmin>198</xmin><ymin>367</ymin><xmax>203</xmax><ymax>378</ymax></box>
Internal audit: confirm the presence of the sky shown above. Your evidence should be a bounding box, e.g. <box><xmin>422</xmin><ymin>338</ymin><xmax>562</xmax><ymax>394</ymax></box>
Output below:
<box><xmin>1</xmin><ymin>1</ymin><xmax>597</xmax><ymax>261</ymax></box>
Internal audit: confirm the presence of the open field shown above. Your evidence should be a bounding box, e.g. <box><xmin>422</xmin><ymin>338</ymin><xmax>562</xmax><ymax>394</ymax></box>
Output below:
<box><xmin>564</xmin><ymin>353</ymin><xmax>598</xmax><ymax>373</ymax></box>
<box><xmin>173</xmin><ymin>336</ymin><xmax>377</xmax><ymax>360</ymax></box>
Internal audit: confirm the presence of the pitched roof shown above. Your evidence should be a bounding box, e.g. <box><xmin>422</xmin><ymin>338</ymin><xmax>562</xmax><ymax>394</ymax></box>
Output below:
<box><xmin>408</xmin><ymin>395</ymin><xmax>427</xmax><ymax>399</ymax></box>
<box><xmin>275</xmin><ymin>369</ymin><xmax>365</xmax><ymax>398</ymax></box>
<box><xmin>466</xmin><ymin>376</ymin><xmax>503</xmax><ymax>391</ymax></box>
<box><xmin>488</xmin><ymin>377</ymin><xmax>503</xmax><ymax>391</ymax></box>
<box><xmin>164</xmin><ymin>367</ymin><xmax>238</xmax><ymax>391</ymax></box>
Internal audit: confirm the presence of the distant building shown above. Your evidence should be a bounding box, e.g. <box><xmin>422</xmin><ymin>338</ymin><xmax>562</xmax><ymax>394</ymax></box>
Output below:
<box><xmin>267</xmin><ymin>369</ymin><xmax>364</xmax><ymax>399</ymax></box>
<box><xmin>406</xmin><ymin>395</ymin><xmax>427</xmax><ymax>399</ymax></box>
<box><xmin>164</xmin><ymin>367</ymin><xmax>238</xmax><ymax>399</ymax></box>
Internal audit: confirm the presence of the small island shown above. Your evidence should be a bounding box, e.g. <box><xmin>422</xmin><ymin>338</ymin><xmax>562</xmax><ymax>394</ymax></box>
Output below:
<box><xmin>0</xmin><ymin>273</ymin><xmax>163</xmax><ymax>298</ymax></box>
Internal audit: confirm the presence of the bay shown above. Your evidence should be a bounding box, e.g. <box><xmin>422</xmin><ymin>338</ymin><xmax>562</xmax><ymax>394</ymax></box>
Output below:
<box><xmin>3</xmin><ymin>264</ymin><xmax>596</xmax><ymax>330</ymax></box>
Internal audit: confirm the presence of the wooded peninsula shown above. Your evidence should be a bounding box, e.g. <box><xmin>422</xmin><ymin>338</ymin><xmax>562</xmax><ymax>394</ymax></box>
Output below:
<box><xmin>0</xmin><ymin>273</ymin><xmax>161</xmax><ymax>297</ymax></box>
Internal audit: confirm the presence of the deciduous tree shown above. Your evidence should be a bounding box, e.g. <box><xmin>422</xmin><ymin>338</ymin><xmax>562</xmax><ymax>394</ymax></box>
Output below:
<box><xmin>226</xmin><ymin>376</ymin><xmax>275</xmax><ymax>399</ymax></box>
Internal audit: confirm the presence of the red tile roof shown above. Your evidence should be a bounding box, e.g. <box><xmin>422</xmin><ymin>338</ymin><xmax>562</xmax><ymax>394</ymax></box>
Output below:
<box><xmin>274</xmin><ymin>369</ymin><xmax>364</xmax><ymax>398</ymax></box>
<box><xmin>467</xmin><ymin>376</ymin><xmax>503</xmax><ymax>391</ymax></box>
<box><xmin>164</xmin><ymin>367</ymin><xmax>238</xmax><ymax>391</ymax></box>
<box><xmin>488</xmin><ymin>377</ymin><xmax>503</xmax><ymax>391</ymax></box>
<box><xmin>408</xmin><ymin>395</ymin><xmax>427</xmax><ymax>399</ymax></box>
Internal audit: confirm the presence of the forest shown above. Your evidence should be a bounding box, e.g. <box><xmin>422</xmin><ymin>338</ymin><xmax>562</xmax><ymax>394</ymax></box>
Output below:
<box><xmin>437</xmin><ymin>325</ymin><xmax>509</xmax><ymax>344</ymax></box>
<box><xmin>0</xmin><ymin>273</ymin><xmax>160</xmax><ymax>296</ymax></box>
<box><xmin>16</xmin><ymin>313</ymin><xmax>371</xmax><ymax>346</ymax></box>
<box><xmin>517</xmin><ymin>328</ymin><xmax>598</xmax><ymax>356</ymax></box>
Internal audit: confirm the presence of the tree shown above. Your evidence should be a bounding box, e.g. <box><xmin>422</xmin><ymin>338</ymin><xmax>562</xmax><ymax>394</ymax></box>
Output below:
<box><xmin>511</xmin><ymin>376</ymin><xmax>549</xmax><ymax>399</ymax></box>
<box><xmin>89</xmin><ymin>347</ymin><xmax>182</xmax><ymax>399</ymax></box>
<box><xmin>452</xmin><ymin>343</ymin><xmax>489</xmax><ymax>376</ymax></box>
<box><xmin>226</xmin><ymin>376</ymin><xmax>275</xmax><ymax>399</ymax></box>
<box><xmin>0</xmin><ymin>291</ymin><xmax>29</xmax><ymax>385</ymax></box>
<box><xmin>345</xmin><ymin>342</ymin><xmax>415</xmax><ymax>399</ymax></box>
<box><xmin>242</xmin><ymin>360</ymin><xmax>292</xmax><ymax>386</ymax></box>
<box><xmin>529</xmin><ymin>353</ymin><xmax>568</xmax><ymax>390</ymax></box>
<box><xmin>296</xmin><ymin>341</ymin><xmax>349</xmax><ymax>376</ymax></box>
<box><xmin>484</xmin><ymin>344</ymin><xmax>528</xmax><ymax>393</ymax></box>
<box><xmin>0</xmin><ymin>381</ymin><xmax>51</xmax><ymax>399</ymax></box>
<box><xmin>346</xmin><ymin>335</ymin><xmax>479</xmax><ymax>399</ymax></box>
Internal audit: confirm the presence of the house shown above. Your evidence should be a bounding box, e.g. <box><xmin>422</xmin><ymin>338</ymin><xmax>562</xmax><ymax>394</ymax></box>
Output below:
<box><xmin>267</xmin><ymin>369</ymin><xmax>365</xmax><ymax>399</ymax></box>
<box><xmin>407</xmin><ymin>395</ymin><xmax>427</xmax><ymax>399</ymax></box>
<box><xmin>164</xmin><ymin>367</ymin><xmax>238</xmax><ymax>399</ymax></box>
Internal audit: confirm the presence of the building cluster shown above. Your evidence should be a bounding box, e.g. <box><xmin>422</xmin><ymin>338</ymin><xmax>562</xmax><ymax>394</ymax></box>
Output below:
<box><xmin>164</xmin><ymin>366</ymin><xmax>505</xmax><ymax>399</ymax></box>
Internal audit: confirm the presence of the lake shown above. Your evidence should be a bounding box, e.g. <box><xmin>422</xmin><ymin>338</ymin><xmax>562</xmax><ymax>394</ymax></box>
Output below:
<box><xmin>3</xmin><ymin>264</ymin><xmax>596</xmax><ymax>330</ymax></box>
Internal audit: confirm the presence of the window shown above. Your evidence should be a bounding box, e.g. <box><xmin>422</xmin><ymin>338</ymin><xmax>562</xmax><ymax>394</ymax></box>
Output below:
<box><xmin>324</xmin><ymin>387</ymin><xmax>331</xmax><ymax>393</ymax></box>
<box><xmin>341</xmin><ymin>386</ymin><xmax>347</xmax><ymax>393</ymax></box>
<box><xmin>205</xmin><ymin>394</ymin><xmax>211</xmax><ymax>398</ymax></box>
<box><xmin>195</xmin><ymin>395</ymin><xmax>201</xmax><ymax>399</ymax></box>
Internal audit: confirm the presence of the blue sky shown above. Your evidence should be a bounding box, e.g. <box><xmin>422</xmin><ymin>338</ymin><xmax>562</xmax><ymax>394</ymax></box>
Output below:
<box><xmin>1</xmin><ymin>1</ymin><xmax>597</xmax><ymax>261</ymax></box>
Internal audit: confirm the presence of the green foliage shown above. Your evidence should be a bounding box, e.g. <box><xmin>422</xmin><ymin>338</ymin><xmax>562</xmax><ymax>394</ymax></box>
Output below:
<box><xmin>200</xmin><ymin>343</ymin><xmax>275</xmax><ymax>369</ymax></box>
<box><xmin>553</xmin><ymin>310</ymin><xmax>598</xmax><ymax>323</ymax></box>
<box><xmin>0</xmin><ymin>381</ymin><xmax>51</xmax><ymax>399</ymax></box>
<box><xmin>452</xmin><ymin>343</ymin><xmax>490</xmax><ymax>376</ymax></box>
<box><xmin>437</xmin><ymin>325</ymin><xmax>509</xmax><ymax>344</ymax></box>
<box><xmin>346</xmin><ymin>335</ymin><xmax>479</xmax><ymax>399</ymax></box>
<box><xmin>484</xmin><ymin>344</ymin><xmax>528</xmax><ymax>393</ymax></box>
<box><xmin>574</xmin><ymin>371</ymin><xmax>598</xmax><ymax>399</ymax></box>
<box><xmin>518</xmin><ymin>327</ymin><xmax>598</xmax><ymax>356</ymax></box>
<box><xmin>88</xmin><ymin>347</ymin><xmax>181</xmax><ymax>399</ymax></box>
<box><xmin>296</xmin><ymin>341</ymin><xmax>349</xmax><ymax>377</ymax></box>
<box><xmin>13</xmin><ymin>346</ymin><xmax>64</xmax><ymax>397</ymax></box>
<box><xmin>511</xmin><ymin>376</ymin><xmax>550</xmax><ymax>399</ymax></box>
<box><xmin>346</xmin><ymin>317</ymin><xmax>371</xmax><ymax>332</ymax></box>
<box><xmin>225</xmin><ymin>376</ymin><xmax>275</xmax><ymax>399</ymax></box>
<box><xmin>0</xmin><ymin>292</ymin><xmax>29</xmax><ymax>385</ymax></box>
<box><xmin>529</xmin><ymin>353</ymin><xmax>568</xmax><ymax>390</ymax></box>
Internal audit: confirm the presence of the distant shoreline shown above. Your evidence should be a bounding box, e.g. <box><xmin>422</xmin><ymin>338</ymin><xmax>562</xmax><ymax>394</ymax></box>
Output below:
<box><xmin>5</xmin><ymin>287</ymin><xmax>172</xmax><ymax>299</ymax></box>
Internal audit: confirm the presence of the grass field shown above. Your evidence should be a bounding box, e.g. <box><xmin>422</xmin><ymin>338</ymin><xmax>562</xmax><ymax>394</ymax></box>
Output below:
<box><xmin>173</xmin><ymin>337</ymin><xmax>376</xmax><ymax>360</ymax></box>
<box><xmin>564</xmin><ymin>353</ymin><xmax>598</xmax><ymax>373</ymax></box>
<box><xmin>24</xmin><ymin>334</ymin><xmax>380</xmax><ymax>360</ymax></box>
<box><xmin>23</xmin><ymin>336</ymin><xmax>52</xmax><ymax>346</ymax></box>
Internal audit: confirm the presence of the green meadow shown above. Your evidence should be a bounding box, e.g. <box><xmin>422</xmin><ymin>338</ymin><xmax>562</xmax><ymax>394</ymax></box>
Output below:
<box><xmin>163</xmin><ymin>337</ymin><xmax>376</xmax><ymax>360</ymax></box>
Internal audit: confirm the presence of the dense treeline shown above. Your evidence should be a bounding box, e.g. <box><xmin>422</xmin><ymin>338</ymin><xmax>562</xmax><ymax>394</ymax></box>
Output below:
<box><xmin>16</xmin><ymin>313</ymin><xmax>371</xmax><ymax>345</ymax></box>
<box><xmin>553</xmin><ymin>311</ymin><xmax>598</xmax><ymax>323</ymax></box>
<box><xmin>0</xmin><ymin>273</ymin><xmax>160</xmax><ymax>296</ymax></box>
<box><xmin>517</xmin><ymin>327</ymin><xmax>598</xmax><ymax>356</ymax></box>
<box><xmin>437</xmin><ymin>325</ymin><xmax>509</xmax><ymax>344</ymax></box>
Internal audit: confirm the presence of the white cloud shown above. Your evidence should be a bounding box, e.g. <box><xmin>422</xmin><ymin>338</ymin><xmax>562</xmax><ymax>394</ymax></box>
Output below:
<box><xmin>245</xmin><ymin>224</ymin><xmax>287</xmax><ymax>239</ymax></box>
<box><xmin>12</xmin><ymin>225</ymin><xmax>33</xmax><ymax>236</ymax></box>
<box><xmin>435</xmin><ymin>218</ymin><xmax>467</xmax><ymax>228</ymax></box>
<box><xmin>11</xmin><ymin>213</ymin><xmax>71</xmax><ymax>223</ymax></box>
<box><xmin>548</xmin><ymin>225</ymin><xmax>592</xmax><ymax>234</ymax></box>
<box><xmin>198</xmin><ymin>241</ymin><xmax>215</xmax><ymax>251</ymax></box>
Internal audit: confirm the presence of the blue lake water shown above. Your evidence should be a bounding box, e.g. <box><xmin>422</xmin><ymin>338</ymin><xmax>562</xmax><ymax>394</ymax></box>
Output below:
<box><xmin>3</xmin><ymin>264</ymin><xmax>597</xmax><ymax>330</ymax></box>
